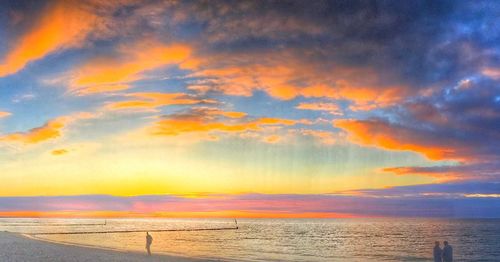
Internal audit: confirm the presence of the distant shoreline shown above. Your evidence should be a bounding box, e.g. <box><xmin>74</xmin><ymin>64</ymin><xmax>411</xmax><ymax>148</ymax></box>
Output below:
<box><xmin>0</xmin><ymin>232</ymin><xmax>209</xmax><ymax>262</ymax></box>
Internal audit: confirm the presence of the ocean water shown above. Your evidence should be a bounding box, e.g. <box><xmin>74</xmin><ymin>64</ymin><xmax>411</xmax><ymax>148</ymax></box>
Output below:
<box><xmin>1</xmin><ymin>218</ymin><xmax>500</xmax><ymax>261</ymax></box>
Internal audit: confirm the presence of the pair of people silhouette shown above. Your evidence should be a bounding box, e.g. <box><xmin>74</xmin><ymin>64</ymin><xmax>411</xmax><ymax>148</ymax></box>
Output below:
<box><xmin>146</xmin><ymin>232</ymin><xmax>153</xmax><ymax>256</ymax></box>
<box><xmin>434</xmin><ymin>241</ymin><xmax>453</xmax><ymax>262</ymax></box>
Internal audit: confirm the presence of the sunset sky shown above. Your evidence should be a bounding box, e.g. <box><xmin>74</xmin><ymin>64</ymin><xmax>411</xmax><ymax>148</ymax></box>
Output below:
<box><xmin>1</xmin><ymin>0</ymin><xmax>499</xmax><ymax>218</ymax></box>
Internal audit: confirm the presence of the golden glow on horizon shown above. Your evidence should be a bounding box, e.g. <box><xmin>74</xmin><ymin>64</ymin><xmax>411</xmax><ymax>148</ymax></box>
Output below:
<box><xmin>0</xmin><ymin>142</ymin><xmax>433</xmax><ymax>196</ymax></box>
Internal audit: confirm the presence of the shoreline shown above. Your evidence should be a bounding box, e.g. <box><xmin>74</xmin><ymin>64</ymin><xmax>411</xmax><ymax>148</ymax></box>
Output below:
<box><xmin>0</xmin><ymin>231</ymin><xmax>213</xmax><ymax>262</ymax></box>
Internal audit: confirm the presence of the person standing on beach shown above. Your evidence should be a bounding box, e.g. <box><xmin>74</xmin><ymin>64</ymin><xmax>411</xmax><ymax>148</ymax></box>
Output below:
<box><xmin>442</xmin><ymin>241</ymin><xmax>453</xmax><ymax>262</ymax></box>
<box><xmin>146</xmin><ymin>232</ymin><xmax>153</xmax><ymax>256</ymax></box>
<box><xmin>433</xmin><ymin>241</ymin><xmax>442</xmax><ymax>262</ymax></box>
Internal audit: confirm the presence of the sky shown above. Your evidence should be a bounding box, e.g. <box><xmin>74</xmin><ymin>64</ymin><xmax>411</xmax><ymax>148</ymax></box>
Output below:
<box><xmin>0</xmin><ymin>0</ymin><xmax>499</xmax><ymax>218</ymax></box>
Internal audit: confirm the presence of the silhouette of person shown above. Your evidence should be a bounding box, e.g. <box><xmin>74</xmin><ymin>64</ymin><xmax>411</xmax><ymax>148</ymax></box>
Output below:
<box><xmin>146</xmin><ymin>232</ymin><xmax>153</xmax><ymax>256</ymax></box>
<box><xmin>442</xmin><ymin>241</ymin><xmax>453</xmax><ymax>262</ymax></box>
<box><xmin>433</xmin><ymin>241</ymin><xmax>442</xmax><ymax>262</ymax></box>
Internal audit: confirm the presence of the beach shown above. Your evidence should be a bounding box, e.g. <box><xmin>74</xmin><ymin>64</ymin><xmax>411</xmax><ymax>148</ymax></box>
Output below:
<box><xmin>0</xmin><ymin>232</ymin><xmax>204</xmax><ymax>262</ymax></box>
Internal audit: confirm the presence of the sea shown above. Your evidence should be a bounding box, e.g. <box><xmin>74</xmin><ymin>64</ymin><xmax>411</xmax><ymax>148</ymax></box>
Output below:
<box><xmin>1</xmin><ymin>218</ymin><xmax>499</xmax><ymax>261</ymax></box>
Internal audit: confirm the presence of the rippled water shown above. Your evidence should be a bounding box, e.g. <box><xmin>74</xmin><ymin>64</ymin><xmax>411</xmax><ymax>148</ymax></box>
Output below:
<box><xmin>1</xmin><ymin>218</ymin><xmax>499</xmax><ymax>261</ymax></box>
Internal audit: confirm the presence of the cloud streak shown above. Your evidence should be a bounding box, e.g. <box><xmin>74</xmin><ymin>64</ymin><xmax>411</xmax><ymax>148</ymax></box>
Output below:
<box><xmin>0</xmin><ymin>112</ymin><xmax>94</xmax><ymax>145</ymax></box>
<box><xmin>151</xmin><ymin>114</ymin><xmax>297</xmax><ymax>137</ymax></box>
<box><xmin>0</xmin><ymin>1</ymin><xmax>96</xmax><ymax>77</ymax></box>
<box><xmin>105</xmin><ymin>92</ymin><xmax>205</xmax><ymax>111</ymax></box>
<box><xmin>0</xmin><ymin>112</ymin><xmax>11</xmax><ymax>118</ymax></box>
<box><xmin>0</xmin><ymin>118</ymin><xmax>67</xmax><ymax>144</ymax></box>
<box><xmin>334</xmin><ymin>119</ymin><xmax>458</xmax><ymax>161</ymax></box>
<box><xmin>71</xmin><ymin>41</ymin><xmax>195</xmax><ymax>95</ymax></box>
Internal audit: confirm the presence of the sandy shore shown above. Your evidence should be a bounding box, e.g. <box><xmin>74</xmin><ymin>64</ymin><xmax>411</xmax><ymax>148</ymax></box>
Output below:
<box><xmin>0</xmin><ymin>232</ymin><xmax>208</xmax><ymax>262</ymax></box>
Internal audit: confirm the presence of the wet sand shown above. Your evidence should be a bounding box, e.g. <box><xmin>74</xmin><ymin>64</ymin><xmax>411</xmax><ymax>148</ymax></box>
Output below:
<box><xmin>0</xmin><ymin>232</ymin><xmax>208</xmax><ymax>262</ymax></box>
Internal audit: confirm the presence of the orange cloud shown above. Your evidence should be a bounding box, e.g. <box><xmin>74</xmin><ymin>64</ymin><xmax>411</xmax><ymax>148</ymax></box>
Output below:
<box><xmin>0</xmin><ymin>112</ymin><xmax>95</xmax><ymax>145</ymax></box>
<box><xmin>151</xmin><ymin>116</ymin><xmax>297</xmax><ymax>137</ymax></box>
<box><xmin>210</xmin><ymin>110</ymin><xmax>247</xmax><ymax>119</ymax></box>
<box><xmin>263</xmin><ymin>135</ymin><xmax>281</xmax><ymax>144</ymax></box>
<box><xmin>0</xmin><ymin>112</ymin><xmax>11</xmax><ymax>118</ymax></box>
<box><xmin>106</xmin><ymin>92</ymin><xmax>203</xmax><ymax>111</ymax></box>
<box><xmin>257</xmin><ymin>117</ymin><xmax>296</xmax><ymax>126</ymax></box>
<box><xmin>382</xmin><ymin>166</ymin><xmax>448</xmax><ymax>177</ymax></box>
<box><xmin>71</xmin><ymin>41</ymin><xmax>194</xmax><ymax>95</ymax></box>
<box><xmin>482</xmin><ymin>67</ymin><xmax>500</xmax><ymax>79</ymax></box>
<box><xmin>152</xmin><ymin>119</ymin><xmax>254</xmax><ymax>136</ymax></box>
<box><xmin>380</xmin><ymin>166</ymin><xmax>465</xmax><ymax>182</ymax></box>
<box><xmin>189</xmin><ymin>52</ymin><xmax>408</xmax><ymax>110</ymax></box>
<box><xmin>336</xmin><ymin>85</ymin><xmax>406</xmax><ymax>111</ymax></box>
<box><xmin>334</xmin><ymin>119</ymin><xmax>459</xmax><ymax>161</ymax></box>
<box><xmin>379</xmin><ymin>162</ymin><xmax>500</xmax><ymax>182</ymax></box>
<box><xmin>190</xmin><ymin>64</ymin><xmax>312</xmax><ymax>99</ymax></box>
<box><xmin>385</xmin><ymin>166</ymin><xmax>430</xmax><ymax>175</ymax></box>
<box><xmin>0</xmin><ymin>1</ymin><xmax>97</xmax><ymax>77</ymax></box>
<box><xmin>296</xmin><ymin>102</ymin><xmax>342</xmax><ymax>115</ymax></box>
<box><xmin>51</xmin><ymin>148</ymin><xmax>69</xmax><ymax>156</ymax></box>
<box><xmin>0</xmin><ymin>118</ymin><xmax>66</xmax><ymax>144</ymax></box>
<box><xmin>300</xmin><ymin>129</ymin><xmax>338</xmax><ymax>145</ymax></box>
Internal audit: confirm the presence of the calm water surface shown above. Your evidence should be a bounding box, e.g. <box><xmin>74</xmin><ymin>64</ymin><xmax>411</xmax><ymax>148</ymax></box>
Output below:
<box><xmin>1</xmin><ymin>218</ymin><xmax>499</xmax><ymax>261</ymax></box>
